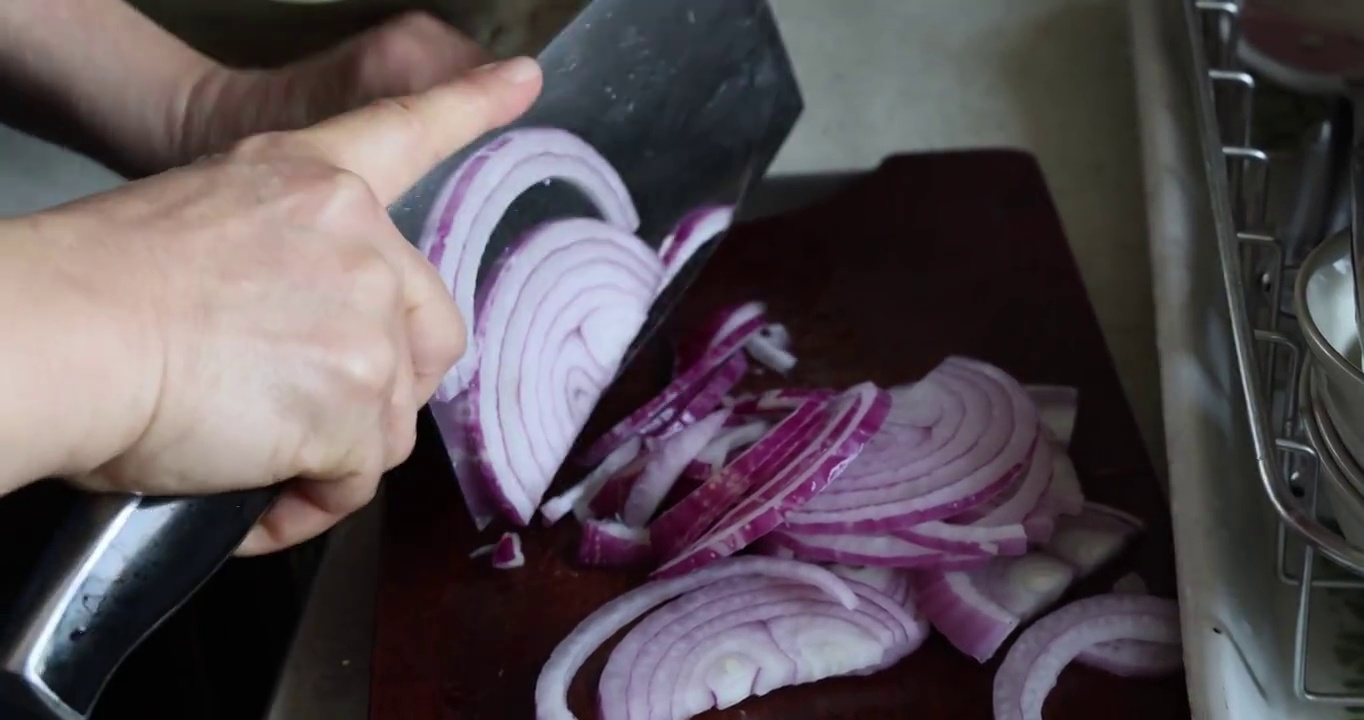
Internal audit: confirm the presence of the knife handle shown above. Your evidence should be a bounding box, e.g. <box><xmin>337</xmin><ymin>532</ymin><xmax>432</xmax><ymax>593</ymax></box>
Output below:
<box><xmin>0</xmin><ymin>487</ymin><xmax>278</xmax><ymax>720</ymax></box>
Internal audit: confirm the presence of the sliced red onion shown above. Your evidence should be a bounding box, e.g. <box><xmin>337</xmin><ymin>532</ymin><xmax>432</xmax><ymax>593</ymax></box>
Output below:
<box><xmin>655</xmin><ymin>204</ymin><xmax>734</xmax><ymax>288</ymax></box>
<box><xmin>1023</xmin><ymin>450</ymin><xmax>1085</xmax><ymax>542</ymax></box>
<box><xmin>895</xmin><ymin>431</ymin><xmax>1054</xmax><ymax>556</ymax></box>
<box><xmin>534</xmin><ymin>557</ymin><xmax>856</xmax><ymax>720</ymax></box>
<box><xmin>760</xmin><ymin>529</ymin><xmax>990</xmax><ymax>570</ymax></box>
<box><xmin>622</xmin><ymin>409</ymin><xmax>731</xmax><ymax>526</ymax></box>
<box><xmin>1025</xmin><ymin>384</ymin><xmax>1079</xmax><ymax>446</ymax></box>
<box><xmin>684</xmin><ymin>420</ymin><xmax>772</xmax><ymax>480</ymax></box>
<box><xmin>1075</xmin><ymin>637</ymin><xmax>1183</xmax><ymax>678</ymax></box>
<box><xmin>578</xmin><ymin>519</ymin><xmax>653</xmax><ymax>568</ymax></box>
<box><xmin>470</xmin><ymin>532</ymin><xmax>525</xmax><ymax>569</ymax></box>
<box><xmin>540</xmin><ymin>437</ymin><xmax>644</xmax><ymax>525</ymax></box>
<box><xmin>649</xmin><ymin>398</ymin><xmax>826</xmax><ymax>559</ymax></box>
<box><xmin>587</xmin><ymin>454</ymin><xmax>649</xmax><ymax>519</ymax></box>
<box><xmin>651</xmin><ymin>353</ymin><xmax>748</xmax><ymax>439</ymax></box>
<box><xmin>652</xmin><ymin>384</ymin><xmax>891</xmax><ymax>578</ymax></box>
<box><xmin>580</xmin><ymin>302</ymin><xmax>768</xmax><ymax>467</ymax></box>
<box><xmin>1043</xmin><ymin>502</ymin><xmax>1144</xmax><ymax>576</ymax></box>
<box><xmin>993</xmin><ymin>594</ymin><xmax>1181</xmax><ymax>720</ymax></box>
<box><xmin>431</xmin><ymin>396</ymin><xmax>498</xmax><ymax>530</ymax></box>
<box><xmin>456</xmin><ymin>218</ymin><xmax>662</xmax><ymax>525</ymax></box>
<box><xmin>785</xmin><ymin>358</ymin><xmax>1040</xmax><ymax>533</ymax></box>
<box><xmin>915</xmin><ymin>553</ymin><xmax>1076</xmax><ymax>662</ymax></box>
<box><xmin>728</xmin><ymin>388</ymin><xmax>835</xmax><ymax>418</ymax></box>
<box><xmin>597</xmin><ymin>574</ymin><xmax>926</xmax><ymax>720</ymax></box>
<box><xmin>744</xmin><ymin>323</ymin><xmax>797</xmax><ymax>374</ymax></box>
<box><xmin>826</xmin><ymin>565</ymin><xmax>912</xmax><ymax>605</ymax></box>
<box><xmin>419</xmin><ymin>128</ymin><xmax>640</xmax><ymax>401</ymax></box>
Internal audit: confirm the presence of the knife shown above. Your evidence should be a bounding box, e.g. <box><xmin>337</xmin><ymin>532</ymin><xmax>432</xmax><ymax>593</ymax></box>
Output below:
<box><xmin>0</xmin><ymin>1</ymin><xmax>802</xmax><ymax>717</ymax></box>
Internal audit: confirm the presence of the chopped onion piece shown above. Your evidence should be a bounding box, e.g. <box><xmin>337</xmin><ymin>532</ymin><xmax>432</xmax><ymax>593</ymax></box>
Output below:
<box><xmin>684</xmin><ymin>420</ymin><xmax>772</xmax><ymax>480</ymax></box>
<box><xmin>761</xmin><ymin>528</ymin><xmax>990</xmax><ymax>570</ymax></box>
<box><xmin>728</xmin><ymin>388</ymin><xmax>835</xmax><ymax>418</ymax></box>
<box><xmin>457</xmin><ymin>218</ymin><xmax>662</xmax><ymax>525</ymax></box>
<box><xmin>534</xmin><ymin>557</ymin><xmax>856</xmax><ymax>720</ymax></box>
<box><xmin>653</xmin><ymin>384</ymin><xmax>892</xmax><ymax>578</ymax></box>
<box><xmin>471</xmin><ymin>532</ymin><xmax>525</xmax><ymax>569</ymax></box>
<box><xmin>652</xmin><ymin>353</ymin><xmax>748</xmax><ymax>439</ymax></box>
<box><xmin>1076</xmin><ymin>638</ymin><xmax>1183</xmax><ymax>678</ymax></box>
<box><xmin>578</xmin><ymin>519</ymin><xmax>653</xmax><ymax>568</ymax></box>
<box><xmin>622</xmin><ymin>409</ymin><xmax>731</xmax><ymax>526</ymax></box>
<box><xmin>743</xmin><ymin>323</ymin><xmax>797</xmax><ymax>374</ymax></box>
<box><xmin>540</xmin><ymin>437</ymin><xmax>644</xmax><ymax>525</ymax></box>
<box><xmin>786</xmin><ymin>358</ymin><xmax>1040</xmax><ymax>533</ymax></box>
<box><xmin>597</xmin><ymin>574</ymin><xmax>926</xmax><ymax>720</ymax></box>
<box><xmin>580</xmin><ymin>302</ymin><xmax>767</xmax><ymax>466</ymax></box>
<box><xmin>915</xmin><ymin>553</ymin><xmax>1076</xmax><ymax>662</ymax></box>
<box><xmin>1044</xmin><ymin>502</ymin><xmax>1144</xmax><ymax>576</ymax></box>
<box><xmin>419</xmin><ymin>128</ymin><xmax>640</xmax><ymax>401</ymax></box>
<box><xmin>993</xmin><ymin>594</ymin><xmax>1181</xmax><ymax>720</ymax></box>
<box><xmin>1024</xmin><ymin>384</ymin><xmax>1079</xmax><ymax>446</ymax></box>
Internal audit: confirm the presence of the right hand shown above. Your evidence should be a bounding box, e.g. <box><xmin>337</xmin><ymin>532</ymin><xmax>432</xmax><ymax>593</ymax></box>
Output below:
<box><xmin>31</xmin><ymin>56</ymin><xmax>543</xmax><ymax>555</ymax></box>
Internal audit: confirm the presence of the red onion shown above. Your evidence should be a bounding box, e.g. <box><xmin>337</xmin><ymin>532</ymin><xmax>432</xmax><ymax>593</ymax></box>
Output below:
<box><xmin>656</xmin><ymin>204</ymin><xmax>734</xmax><ymax>288</ymax></box>
<box><xmin>1044</xmin><ymin>502</ymin><xmax>1144</xmax><ymax>576</ymax></box>
<box><xmin>649</xmin><ymin>398</ymin><xmax>826</xmax><ymax>559</ymax></box>
<box><xmin>579</xmin><ymin>302</ymin><xmax>768</xmax><ymax>466</ymax></box>
<box><xmin>534</xmin><ymin>557</ymin><xmax>857</xmax><ymax>720</ymax></box>
<box><xmin>760</xmin><ymin>528</ymin><xmax>991</xmax><ymax>569</ymax></box>
<box><xmin>785</xmin><ymin>358</ymin><xmax>1040</xmax><ymax>532</ymax></box>
<box><xmin>744</xmin><ymin>323</ymin><xmax>797</xmax><ymax>374</ymax></box>
<box><xmin>651</xmin><ymin>353</ymin><xmax>748</xmax><ymax>439</ymax></box>
<box><xmin>826</xmin><ymin>565</ymin><xmax>912</xmax><ymax>605</ymax></box>
<box><xmin>992</xmin><ymin>594</ymin><xmax>1181</xmax><ymax>720</ymax></box>
<box><xmin>727</xmin><ymin>388</ymin><xmax>835</xmax><ymax>418</ymax></box>
<box><xmin>540</xmin><ymin>437</ymin><xmax>643</xmax><ymax>525</ymax></box>
<box><xmin>578</xmin><ymin>519</ymin><xmax>653</xmax><ymax>568</ymax></box>
<box><xmin>916</xmin><ymin>553</ymin><xmax>1077</xmax><ymax>662</ymax></box>
<box><xmin>455</xmin><ymin>218</ymin><xmax>662</xmax><ymax>525</ymax></box>
<box><xmin>622</xmin><ymin>408</ymin><xmax>732</xmax><ymax>526</ymax></box>
<box><xmin>596</xmin><ymin>574</ymin><xmax>926</xmax><ymax>720</ymax></box>
<box><xmin>653</xmin><ymin>384</ymin><xmax>891</xmax><ymax>578</ymax></box>
<box><xmin>1025</xmin><ymin>384</ymin><xmax>1079</xmax><ymax>446</ymax></box>
<box><xmin>469</xmin><ymin>532</ymin><xmax>525</xmax><ymax>569</ymax></box>
<box><xmin>683</xmin><ymin>419</ymin><xmax>772</xmax><ymax>480</ymax></box>
<box><xmin>419</xmin><ymin>128</ymin><xmax>640</xmax><ymax>402</ymax></box>
<box><xmin>431</xmin><ymin>395</ymin><xmax>499</xmax><ymax>530</ymax></box>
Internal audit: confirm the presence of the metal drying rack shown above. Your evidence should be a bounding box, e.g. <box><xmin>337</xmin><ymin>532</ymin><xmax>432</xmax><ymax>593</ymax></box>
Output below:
<box><xmin>1183</xmin><ymin>0</ymin><xmax>1364</xmax><ymax>705</ymax></box>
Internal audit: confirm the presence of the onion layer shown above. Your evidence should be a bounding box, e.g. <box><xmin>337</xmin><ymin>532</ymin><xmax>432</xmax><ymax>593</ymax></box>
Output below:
<box><xmin>534</xmin><ymin>557</ymin><xmax>856</xmax><ymax>720</ymax></box>
<box><xmin>458</xmin><ymin>218</ymin><xmax>662</xmax><ymax>525</ymax></box>
<box><xmin>992</xmin><ymin>594</ymin><xmax>1181</xmax><ymax>720</ymax></box>
<box><xmin>419</xmin><ymin>128</ymin><xmax>640</xmax><ymax>401</ymax></box>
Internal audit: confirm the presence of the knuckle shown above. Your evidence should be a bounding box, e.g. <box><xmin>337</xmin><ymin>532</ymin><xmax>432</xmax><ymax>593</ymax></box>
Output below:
<box><xmin>365</xmin><ymin>96</ymin><xmax>442</xmax><ymax>166</ymax></box>
<box><xmin>348</xmin><ymin>251</ymin><xmax>402</xmax><ymax>308</ymax></box>
<box><xmin>337</xmin><ymin>331</ymin><xmax>399</xmax><ymax>395</ymax></box>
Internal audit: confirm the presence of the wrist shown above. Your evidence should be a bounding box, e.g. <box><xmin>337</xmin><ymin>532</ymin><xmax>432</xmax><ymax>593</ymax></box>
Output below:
<box><xmin>0</xmin><ymin>214</ymin><xmax>164</xmax><ymax>486</ymax></box>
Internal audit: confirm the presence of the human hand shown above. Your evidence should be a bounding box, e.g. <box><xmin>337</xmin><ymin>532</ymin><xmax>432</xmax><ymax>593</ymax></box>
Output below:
<box><xmin>167</xmin><ymin>12</ymin><xmax>494</xmax><ymax>171</ymax></box>
<box><xmin>34</xmin><ymin>57</ymin><xmax>541</xmax><ymax>555</ymax></box>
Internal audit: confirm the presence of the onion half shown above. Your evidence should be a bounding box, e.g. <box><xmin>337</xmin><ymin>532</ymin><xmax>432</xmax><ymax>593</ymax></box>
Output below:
<box><xmin>457</xmin><ymin>218</ymin><xmax>662</xmax><ymax>525</ymax></box>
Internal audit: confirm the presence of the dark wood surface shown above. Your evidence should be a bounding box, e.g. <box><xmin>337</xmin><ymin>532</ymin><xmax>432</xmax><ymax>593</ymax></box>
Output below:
<box><xmin>370</xmin><ymin>150</ymin><xmax>1188</xmax><ymax>719</ymax></box>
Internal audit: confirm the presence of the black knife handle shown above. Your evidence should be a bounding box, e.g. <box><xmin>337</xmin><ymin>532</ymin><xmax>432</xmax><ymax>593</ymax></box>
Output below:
<box><xmin>0</xmin><ymin>487</ymin><xmax>278</xmax><ymax>720</ymax></box>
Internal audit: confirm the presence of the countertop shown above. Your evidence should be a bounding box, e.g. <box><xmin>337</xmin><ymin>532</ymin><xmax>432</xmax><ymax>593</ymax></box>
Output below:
<box><xmin>0</xmin><ymin>1</ymin><xmax>1163</xmax><ymax>717</ymax></box>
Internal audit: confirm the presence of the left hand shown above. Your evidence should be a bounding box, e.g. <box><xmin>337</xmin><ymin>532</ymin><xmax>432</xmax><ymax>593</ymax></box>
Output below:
<box><xmin>166</xmin><ymin>11</ymin><xmax>493</xmax><ymax>171</ymax></box>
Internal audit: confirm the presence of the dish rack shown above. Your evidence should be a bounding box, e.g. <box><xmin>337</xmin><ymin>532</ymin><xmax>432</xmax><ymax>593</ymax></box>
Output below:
<box><xmin>1184</xmin><ymin>0</ymin><xmax>1364</xmax><ymax>706</ymax></box>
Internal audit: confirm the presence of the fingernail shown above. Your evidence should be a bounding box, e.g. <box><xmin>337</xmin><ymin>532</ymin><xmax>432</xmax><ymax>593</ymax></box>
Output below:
<box><xmin>476</xmin><ymin>56</ymin><xmax>541</xmax><ymax>84</ymax></box>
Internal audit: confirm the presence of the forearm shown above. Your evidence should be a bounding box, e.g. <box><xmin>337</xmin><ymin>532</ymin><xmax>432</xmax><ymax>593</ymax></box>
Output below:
<box><xmin>0</xmin><ymin>215</ymin><xmax>157</xmax><ymax>494</ymax></box>
<box><xmin>0</xmin><ymin>0</ymin><xmax>215</xmax><ymax>173</ymax></box>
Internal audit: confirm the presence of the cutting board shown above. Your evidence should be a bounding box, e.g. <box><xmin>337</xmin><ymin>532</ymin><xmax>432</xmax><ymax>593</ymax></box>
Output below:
<box><xmin>369</xmin><ymin>150</ymin><xmax>1189</xmax><ymax>719</ymax></box>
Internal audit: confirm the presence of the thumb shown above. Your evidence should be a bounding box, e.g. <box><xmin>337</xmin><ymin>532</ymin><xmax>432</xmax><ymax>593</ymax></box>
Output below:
<box><xmin>292</xmin><ymin>56</ymin><xmax>542</xmax><ymax>204</ymax></box>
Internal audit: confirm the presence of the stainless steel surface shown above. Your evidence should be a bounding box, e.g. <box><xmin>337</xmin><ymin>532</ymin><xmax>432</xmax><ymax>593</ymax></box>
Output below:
<box><xmin>1297</xmin><ymin>230</ymin><xmax>1364</xmax><ymax>477</ymax></box>
<box><xmin>1187</xmin><ymin>0</ymin><xmax>1364</xmax><ymax>705</ymax></box>
<box><xmin>1282</xmin><ymin>104</ymin><xmax>1350</xmax><ymax>267</ymax></box>
<box><xmin>1303</xmin><ymin>360</ymin><xmax>1364</xmax><ymax>549</ymax></box>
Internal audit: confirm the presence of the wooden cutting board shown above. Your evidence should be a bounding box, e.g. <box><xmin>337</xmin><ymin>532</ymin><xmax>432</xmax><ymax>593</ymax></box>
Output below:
<box><xmin>369</xmin><ymin>150</ymin><xmax>1189</xmax><ymax>719</ymax></box>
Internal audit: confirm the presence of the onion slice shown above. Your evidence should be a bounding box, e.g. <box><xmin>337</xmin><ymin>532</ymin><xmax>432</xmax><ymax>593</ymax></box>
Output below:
<box><xmin>785</xmin><ymin>358</ymin><xmax>1040</xmax><ymax>533</ymax></box>
<box><xmin>656</xmin><ymin>204</ymin><xmax>734</xmax><ymax>288</ymax></box>
<box><xmin>653</xmin><ymin>383</ymin><xmax>894</xmax><ymax>578</ymax></box>
<box><xmin>1044</xmin><ymin>502</ymin><xmax>1144</xmax><ymax>576</ymax></box>
<box><xmin>826</xmin><ymin>565</ymin><xmax>912</xmax><ymax>605</ymax></box>
<box><xmin>992</xmin><ymin>594</ymin><xmax>1181</xmax><ymax>720</ymax></box>
<box><xmin>1025</xmin><ymin>384</ymin><xmax>1079</xmax><ymax>446</ymax></box>
<box><xmin>622</xmin><ymin>408</ymin><xmax>732</xmax><ymax>526</ymax></box>
<box><xmin>457</xmin><ymin>218</ymin><xmax>662</xmax><ymax>525</ymax></box>
<box><xmin>470</xmin><ymin>532</ymin><xmax>525</xmax><ymax>569</ymax></box>
<box><xmin>540</xmin><ymin>438</ymin><xmax>644</xmax><ymax>525</ymax></box>
<box><xmin>578</xmin><ymin>519</ymin><xmax>653</xmax><ymax>568</ymax></box>
<box><xmin>915</xmin><ymin>553</ymin><xmax>1076</xmax><ymax>662</ymax></box>
<box><xmin>684</xmin><ymin>419</ymin><xmax>772</xmax><ymax>481</ymax></box>
<box><xmin>419</xmin><ymin>128</ymin><xmax>640</xmax><ymax>401</ymax></box>
<box><xmin>744</xmin><ymin>323</ymin><xmax>797</xmax><ymax>374</ymax></box>
<box><xmin>534</xmin><ymin>557</ymin><xmax>856</xmax><ymax>720</ymax></box>
<box><xmin>760</xmin><ymin>529</ymin><xmax>990</xmax><ymax>570</ymax></box>
<box><xmin>580</xmin><ymin>302</ymin><xmax>768</xmax><ymax>466</ymax></box>
<box><xmin>596</xmin><ymin>574</ymin><xmax>927</xmax><ymax>720</ymax></box>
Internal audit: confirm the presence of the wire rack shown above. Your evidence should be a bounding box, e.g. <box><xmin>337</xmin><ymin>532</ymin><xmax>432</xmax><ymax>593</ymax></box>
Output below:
<box><xmin>1183</xmin><ymin>0</ymin><xmax>1364</xmax><ymax>705</ymax></box>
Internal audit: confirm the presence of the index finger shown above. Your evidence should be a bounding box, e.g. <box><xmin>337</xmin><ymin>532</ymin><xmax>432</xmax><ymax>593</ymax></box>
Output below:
<box><xmin>293</xmin><ymin>56</ymin><xmax>543</xmax><ymax>204</ymax></box>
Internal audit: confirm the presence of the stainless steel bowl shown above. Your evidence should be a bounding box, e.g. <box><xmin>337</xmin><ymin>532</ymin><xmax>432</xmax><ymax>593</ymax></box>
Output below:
<box><xmin>1295</xmin><ymin>229</ymin><xmax>1364</xmax><ymax>474</ymax></box>
<box><xmin>1302</xmin><ymin>358</ymin><xmax>1364</xmax><ymax>546</ymax></box>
